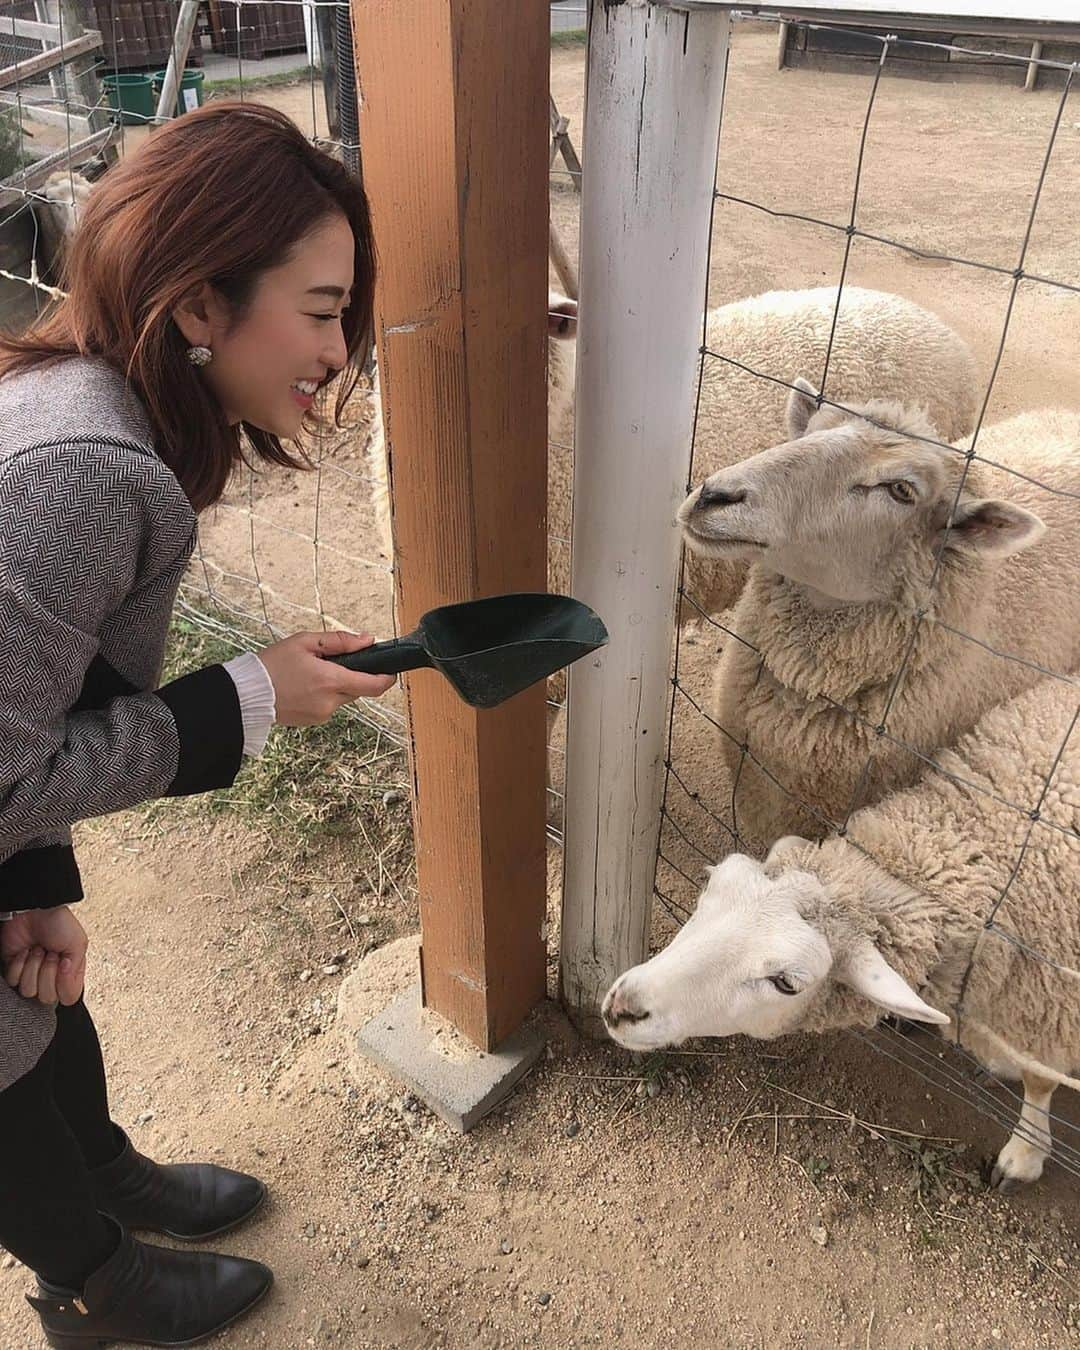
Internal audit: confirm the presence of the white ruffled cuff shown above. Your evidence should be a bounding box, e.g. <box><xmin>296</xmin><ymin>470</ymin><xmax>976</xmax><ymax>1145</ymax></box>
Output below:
<box><xmin>223</xmin><ymin>652</ymin><xmax>276</xmax><ymax>757</ymax></box>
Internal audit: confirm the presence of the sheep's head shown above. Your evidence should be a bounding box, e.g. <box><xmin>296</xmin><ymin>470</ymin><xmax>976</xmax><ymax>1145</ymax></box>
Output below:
<box><xmin>42</xmin><ymin>169</ymin><xmax>93</xmax><ymax>233</ymax></box>
<box><xmin>678</xmin><ymin>379</ymin><xmax>1045</xmax><ymax>605</ymax></box>
<box><xmin>548</xmin><ymin>291</ymin><xmax>577</xmax><ymax>343</ymax></box>
<box><xmin>601</xmin><ymin>848</ymin><xmax>948</xmax><ymax>1052</ymax></box>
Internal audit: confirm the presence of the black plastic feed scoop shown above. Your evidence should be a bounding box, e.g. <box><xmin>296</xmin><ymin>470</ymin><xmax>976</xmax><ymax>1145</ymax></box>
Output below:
<box><xmin>328</xmin><ymin>592</ymin><xmax>608</xmax><ymax>709</ymax></box>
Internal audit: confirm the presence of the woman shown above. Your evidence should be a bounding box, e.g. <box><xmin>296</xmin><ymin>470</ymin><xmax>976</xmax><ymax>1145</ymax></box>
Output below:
<box><xmin>0</xmin><ymin>102</ymin><xmax>395</xmax><ymax>1347</ymax></box>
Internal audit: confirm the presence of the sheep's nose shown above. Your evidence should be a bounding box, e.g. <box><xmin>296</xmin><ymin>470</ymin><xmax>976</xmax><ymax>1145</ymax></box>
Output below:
<box><xmin>602</xmin><ymin>981</ymin><xmax>651</xmax><ymax>1028</ymax></box>
<box><xmin>695</xmin><ymin>483</ymin><xmax>746</xmax><ymax>510</ymax></box>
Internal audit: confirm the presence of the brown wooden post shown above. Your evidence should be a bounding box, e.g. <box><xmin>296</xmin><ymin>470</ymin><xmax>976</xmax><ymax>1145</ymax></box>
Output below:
<box><xmin>350</xmin><ymin>0</ymin><xmax>549</xmax><ymax>1051</ymax></box>
<box><xmin>549</xmin><ymin>94</ymin><xmax>583</xmax><ymax>189</ymax></box>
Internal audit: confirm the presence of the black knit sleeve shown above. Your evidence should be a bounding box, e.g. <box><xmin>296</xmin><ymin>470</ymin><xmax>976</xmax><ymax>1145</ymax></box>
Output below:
<box><xmin>156</xmin><ymin>663</ymin><xmax>244</xmax><ymax>796</ymax></box>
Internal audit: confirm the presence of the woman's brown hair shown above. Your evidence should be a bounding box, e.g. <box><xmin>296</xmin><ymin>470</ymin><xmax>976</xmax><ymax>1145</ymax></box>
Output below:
<box><xmin>0</xmin><ymin>101</ymin><xmax>375</xmax><ymax>510</ymax></box>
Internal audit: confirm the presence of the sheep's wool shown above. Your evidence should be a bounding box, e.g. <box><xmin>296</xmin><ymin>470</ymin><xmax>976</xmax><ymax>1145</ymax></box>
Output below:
<box><xmin>715</xmin><ymin>409</ymin><xmax>1080</xmax><ymax>851</ymax></box>
<box><xmin>771</xmin><ymin>673</ymin><xmax>1079</xmax><ymax>1084</ymax></box>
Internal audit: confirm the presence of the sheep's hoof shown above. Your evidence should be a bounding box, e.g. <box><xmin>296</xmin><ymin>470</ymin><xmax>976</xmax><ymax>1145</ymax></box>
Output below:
<box><xmin>989</xmin><ymin>1140</ymin><xmax>1044</xmax><ymax>1191</ymax></box>
<box><xmin>989</xmin><ymin>1163</ymin><xmax>1024</xmax><ymax>1194</ymax></box>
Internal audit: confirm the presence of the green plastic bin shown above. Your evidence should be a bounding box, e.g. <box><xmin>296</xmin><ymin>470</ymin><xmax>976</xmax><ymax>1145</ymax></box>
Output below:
<box><xmin>151</xmin><ymin>69</ymin><xmax>205</xmax><ymax>119</ymax></box>
<box><xmin>102</xmin><ymin>73</ymin><xmax>155</xmax><ymax>127</ymax></box>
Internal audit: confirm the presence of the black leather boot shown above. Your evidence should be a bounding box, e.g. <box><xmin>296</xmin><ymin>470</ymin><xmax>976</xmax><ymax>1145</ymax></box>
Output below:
<box><xmin>26</xmin><ymin>1220</ymin><xmax>272</xmax><ymax>1348</ymax></box>
<box><xmin>89</xmin><ymin>1128</ymin><xmax>266</xmax><ymax>1241</ymax></box>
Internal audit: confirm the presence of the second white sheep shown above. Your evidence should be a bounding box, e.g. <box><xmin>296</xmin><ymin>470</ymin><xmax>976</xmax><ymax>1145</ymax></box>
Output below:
<box><xmin>603</xmin><ymin>672</ymin><xmax>1080</xmax><ymax>1189</ymax></box>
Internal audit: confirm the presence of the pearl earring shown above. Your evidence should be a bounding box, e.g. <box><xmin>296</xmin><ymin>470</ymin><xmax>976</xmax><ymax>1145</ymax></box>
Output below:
<box><xmin>187</xmin><ymin>345</ymin><xmax>212</xmax><ymax>368</ymax></box>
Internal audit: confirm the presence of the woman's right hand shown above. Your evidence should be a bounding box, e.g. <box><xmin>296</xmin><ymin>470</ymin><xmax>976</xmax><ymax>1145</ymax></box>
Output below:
<box><xmin>2</xmin><ymin>905</ymin><xmax>88</xmax><ymax>1006</ymax></box>
<box><xmin>257</xmin><ymin>630</ymin><xmax>395</xmax><ymax>726</ymax></box>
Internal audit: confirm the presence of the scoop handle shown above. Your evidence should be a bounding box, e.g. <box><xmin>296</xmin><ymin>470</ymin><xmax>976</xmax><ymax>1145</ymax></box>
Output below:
<box><xmin>325</xmin><ymin>634</ymin><xmax>430</xmax><ymax>676</ymax></box>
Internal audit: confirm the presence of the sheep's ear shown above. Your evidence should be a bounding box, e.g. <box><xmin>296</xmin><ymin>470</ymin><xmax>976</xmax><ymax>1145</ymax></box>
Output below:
<box><xmin>548</xmin><ymin>295</ymin><xmax>578</xmax><ymax>341</ymax></box>
<box><xmin>786</xmin><ymin>377</ymin><xmax>820</xmax><ymax>440</ymax></box>
<box><xmin>938</xmin><ymin>497</ymin><xmax>1046</xmax><ymax>559</ymax></box>
<box><xmin>840</xmin><ymin>944</ymin><xmax>950</xmax><ymax>1025</ymax></box>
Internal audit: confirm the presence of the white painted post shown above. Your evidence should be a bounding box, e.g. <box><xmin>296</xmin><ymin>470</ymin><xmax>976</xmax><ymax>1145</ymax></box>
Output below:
<box><xmin>559</xmin><ymin>0</ymin><xmax>730</xmax><ymax>1033</ymax></box>
<box><xmin>302</xmin><ymin>1</ymin><xmax>321</xmax><ymax>69</ymax></box>
<box><xmin>155</xmin><ymin>0</ymin><xmax>200</xmax><ymax>124</ymax></box>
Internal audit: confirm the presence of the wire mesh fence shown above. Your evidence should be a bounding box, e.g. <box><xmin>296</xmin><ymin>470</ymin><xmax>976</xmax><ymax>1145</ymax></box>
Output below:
<box><xmin>653</xmin><ymin>13</ymin><xmax>1080</xmax><ymax>1183</ymax></box>
<box><xmin>5</xmin><ymin>0</ymin><xmax>1074</xmax><ymax>1180</ymax></box>
<box><xmin>0</xmin><ymin>0</ymin><xmax>586</xmax><ymax>801</ymax></box>
<box><xmin>0</xmin><ymin>0</ymin><xmax>405</xmax><ymax>749</ymax></box>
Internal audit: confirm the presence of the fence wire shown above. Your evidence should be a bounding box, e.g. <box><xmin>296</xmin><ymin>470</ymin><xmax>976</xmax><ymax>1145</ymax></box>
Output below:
<box><xmin>0</xmin><ymin>0</ymin><xmax>405</xmax><ymax>746</ymax></box>
<box><xmin>0</xmin><ymin>0</ymin><xmax>583</xmax><ymax>813</ymax></box>
<box><xmin>655</xmin><ymin>15</ymin><xmax>1080</xmax><ymax>1184</ymax></box>
<box><xmin>6</xmin><ymin>2</ymin><xmax>1074</xmax><ymax>1184</ymax></box>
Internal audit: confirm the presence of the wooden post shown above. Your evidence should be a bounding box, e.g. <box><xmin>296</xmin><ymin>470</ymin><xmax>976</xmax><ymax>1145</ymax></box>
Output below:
<box><xmin>57</xmin><ymin>0</ymin><xmax>115</xmax><ymax>162</ymax></box>
<box><xmin>315</xmin><ymin>2</ymin><xmax>340</xmax><ymax>141</ymax></box>
<box><xmin>350</xmin><ymin>0</ymin><xmax>549</xmax><ymax>1051</ymax></box>
<box><xmin>559</xmin><ymin>0</ymin><xmax>730</xmax><ymax>1033</ymax></box>
<box><xmin>334</xmin><ymin>3</ymin><xmax>361</xmax><ymax>176</ymax></box>
<box><xmin>155</xmin><ymin>0</ymin><xmax>200</xmax><ymax>124</ymax></box>
<box><xmin>549</xmin><ymin>94</ymin><xmax>582</xmax><ymax>189</ymax></box>
<box><xmin>1024</xmin><ymin>40</ymin><xmax>1043</xmax><ymax>93</ymax></box>
<box><xmin>35</xmin><ymin>1</ymin><xmax>66</xmax><ymax>103</ymax></box>
<box><xmin>548</xmin><ymin>96</ymin><xmax>581</xmax><ymax>300</ymax></box>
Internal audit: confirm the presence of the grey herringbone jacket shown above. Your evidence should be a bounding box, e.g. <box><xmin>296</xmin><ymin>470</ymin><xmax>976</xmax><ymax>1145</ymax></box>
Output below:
<box><xmin>0</xmin><ymin>356</ymin><xmax>245</xmax><ymax>1089</ymax></box>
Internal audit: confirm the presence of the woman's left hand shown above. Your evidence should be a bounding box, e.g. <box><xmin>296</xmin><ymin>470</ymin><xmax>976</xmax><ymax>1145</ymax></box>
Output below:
<box><xmin>2</xmin><ymin>905</ymin><xmax>88</xmax><ymax>1006</ymax></box>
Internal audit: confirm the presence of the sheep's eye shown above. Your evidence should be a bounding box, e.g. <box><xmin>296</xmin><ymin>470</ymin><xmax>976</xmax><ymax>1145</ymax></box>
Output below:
<box><xmin>769</xmin><ymin>973</ymin><xmax>799</xmax><ymax>996</ymax></box>
<box><xmin>886</xmin><ymin>479</ymin><xmax>917</xmax><ymax>505</ymax></box>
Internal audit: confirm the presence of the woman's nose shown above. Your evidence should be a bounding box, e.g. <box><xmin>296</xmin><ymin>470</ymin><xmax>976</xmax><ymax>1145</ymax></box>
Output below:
<box><xmin>322</xmin><ymin>322</ymin><xmax>349</xmax><ymax>372</ymax></box>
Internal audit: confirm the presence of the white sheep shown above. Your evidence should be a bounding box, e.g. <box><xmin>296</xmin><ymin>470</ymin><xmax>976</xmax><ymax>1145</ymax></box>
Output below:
<box><xmin>548</xmin><ymin>285</ymin><xmax>977</xmax><ymax>609</ymax></box>
<box><xmin>41</xmin><ymin>168</ymin><xmax>92</xmax><ymax>236</ymax></box>
<box><xmin>679</xmin><ymin>403</ymin><xmax>1080</xmax><ymax>853</ymax></box>
<box><xmin>33</xmin><ymin>169</ymin><xmax>93</xmax><ymax>282</ymax></box>
<box><xmin>602</xmin><ymin>672</ymin><xmax>1080</xmax><ymax>1189</ymax></box>
<box><xmin>681</xmin><ymin>285</ymin><xmax>979</xmax><ymax>619</ymax></box>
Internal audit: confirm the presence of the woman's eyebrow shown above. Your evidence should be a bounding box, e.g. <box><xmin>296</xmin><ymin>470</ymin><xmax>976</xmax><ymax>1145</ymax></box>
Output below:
<box><xmin>306</xmin><ymin>285</ymin><xmax>349</xmax><ymax>299</ymax></box>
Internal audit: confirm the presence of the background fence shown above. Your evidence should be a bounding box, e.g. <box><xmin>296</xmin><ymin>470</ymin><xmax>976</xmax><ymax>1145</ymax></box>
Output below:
<box><xmin>1</xmin><ymin>0</ymin><xmax>1077</xmax><ymax>1173</ymax></box>
<box><xmin>0</xmin><ymin>0</ymin><xmax>588</xmax><ymax>812</ymax></box>
<box><xmin>1</xmin><ymin>0</ymin><xmax>404</xmax><ymax>749</ymax></box>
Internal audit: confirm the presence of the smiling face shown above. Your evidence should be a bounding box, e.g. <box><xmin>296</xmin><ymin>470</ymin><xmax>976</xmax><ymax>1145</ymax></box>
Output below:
<box><xmin>175</xmin><ymin>211</ymin><xmax>355</xmax><ymax>439</ymax></box>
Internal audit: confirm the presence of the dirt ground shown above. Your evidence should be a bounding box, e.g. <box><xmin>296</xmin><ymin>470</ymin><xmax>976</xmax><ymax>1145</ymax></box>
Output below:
<box><xmin>3</xmin><ymin>26</ymin><xmax>1080</xmax><ymax>1349</ymax></box>
<box><xmin>1</xmin><ymin>817</ymin><xmax>1077</xmax><ymax>1349</ymax></box>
